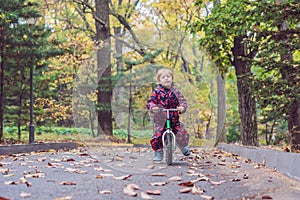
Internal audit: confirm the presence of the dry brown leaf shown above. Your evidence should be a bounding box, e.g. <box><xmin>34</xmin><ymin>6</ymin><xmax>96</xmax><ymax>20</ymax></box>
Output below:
<box><xmin>113</xmin><ymin>174</ymin><xmax>132</xmax><ymax>180</ymax></box>
<box><xmin>79</xmin><ymin>153</ymin><xmax>89</xmax><ymax>156</ymax></box>
<box><xmin>98</xmin><ymin>190</ymin><xmax>112</xmax><ymax>194</ymax></box>
<box><xmin>123</xmin><ymin>184</ymin><xmax>139</xmax><ymax>197</ymax></box>
<box><xmin>149</xmin><ymin>182</ymin><xmax>167</xmax><ymax>186</ymax></box>
<box><xmin>0</xmin><ymin>168</ymin><xmax>9</xmax><ymax>174</ymax></box>
<box><xmin>187</xmin><ymin>169</ymin><xmax>196</xmax><ymax>174</ymax></box>
<box><xmin>95</xmin><ymin>173</ymin><xmax>114</xmax><ymax>178</ymax></box>
<box><xmin>37</xmin><ymin>157</ymin><xmax>47</xmax><ymax>162</ymax></box>
<box><xmin>146</xmin><ymin>190</ymin><xmax>161</xmax><ymax>195</ymax></box>
<box><xmin>168</xmin><ymin>176</ymin><xmax>182</xmax><ymax>181</ymax></box>
<box><xmin>94</xmin><ymin>167</ymin><xmax>111</xmax><ymax>172</ymax></box>
<box><xmin>178</xmin><ymin>181</ymin><xmax>194</xmax><ymax>187</ymax></box>
<box><xmin>262</xmin><ymin>195</ymin><xmax>273</xmax><ymax>199</ymax></box>
<box><xmin>4</xmin><ymin>181</ymin><xmax>18</xmax><ymax>185</ymax></box>
<box><xmin>19</xmin><ymin>192</ymin><xmax>31</xmax><ymax>198</ymax></box>
<box><xmin>209</xmin><ymin>180</ymin><xmax>226</xmax><ymax>185</ymax></box>
<box><xmin>179</xmin><ymin>187</ymin><xmax>192</xmax><ymax>193</ymax></box>
<box><xmin>141</xmin><ymin>192</ymin><xmax>154</xmax><ymax>200</ymax></box>
<box><xmin>200</xmin><ymin>194</ymin><xmax>214</xmax><ymax>200</ymax></box>
<box><xmin>24</xmin><ymin>173</ymin><xmax>45</xmax><ymax>178</ymax></box>
<box><xmin>62</xmin><ymin>158</ymin><xmax>75</xmax><ymax>162</ymax></box>
<box><xmin>60</xmin><ymin>181</ymin><xmax>77</xmax><ymax>185</ymax></box>
<box><xmin>243</xmin><ymin>174</ymin><xmax>249</xmax><ymax>179</ymax></box>
<box><xmin>47</xmin><ymin>162</ymin><xmax>63</xmax><ymax>168</ymax></box>
<box><xmin>127</xmin><ymin>183</ymin><xmax>140</xmax><ymax>190</ymax></box>
<box><xmin>217</xmin><ymin>162</ymin><xmax>226</xmax><ymax>166</ymax></box>
<box><xmin>65</xmin><ymin>168</ymin><xmax>77</xmax><ymax>173</ymax></box>
<box><xmin>3</xmin><ymin>174</ymin><xmax>14</xmax><ymax>177</ymax></box>
<box><xmin>151</xmin><ymin>172</ymin><xmax>167</xmax><ymax>177</ymax></box>
<box><xmin>191</xmin><ymin>185</ymin><xmax>205</xmax><ymax>195</ymax></box>
<box><xmin>55</xmin><ymin>196</ymin><xmax>73</xmax><ymax>200</ymax></box>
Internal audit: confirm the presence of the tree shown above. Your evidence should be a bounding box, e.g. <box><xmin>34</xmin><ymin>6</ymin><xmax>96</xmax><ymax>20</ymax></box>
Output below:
<box><xmin>95</xmin><ymin>0</ymin><xmax>113</xmax><ymax>135</ymax></box>
<box><xmin>0</xmin><ymin>0</ymin><xmax>65</xmax><ymax>141</ymax></box>
<box><xmin>195</xmin><ymin>0</ymin><xmax>259</xmax><ymax>146</ymax></box>
<box><xmin>251</xmin><ymin>0</ymin><xmax>300</xmax><ymax>151</ymax></box>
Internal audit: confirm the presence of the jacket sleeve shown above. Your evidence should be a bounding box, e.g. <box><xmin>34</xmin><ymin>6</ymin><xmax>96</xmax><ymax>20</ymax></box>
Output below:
<box><xmin>172</xmin><ymin>87</ymin><xmax>188</xmax><ymax>113</ymax></box>
<box><xmin>146</xmin><ymin>90</ymin><xmax>159</xmax><ymax>110</ymax></box>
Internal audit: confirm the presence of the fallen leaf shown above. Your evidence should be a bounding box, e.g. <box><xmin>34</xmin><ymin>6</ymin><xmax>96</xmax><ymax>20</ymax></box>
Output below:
<box><xmin>37</xmin><ymin>157</ymin><xmax>47</xmax><ymax>162</ymax></box>
<box><xmin>151</xmin><ymin>173</ymin><xmax>167</xmax><ymax>177</ymax></box>
<box><xmin>200</xmin><ymin>194</ymin><xmax>214</xmax><ymax>199</ymax></box>
<box><xmin>146</xmin><ymin>190</ymin><xmax>161</xmax><ymax>195</ymax></box>
<box><xmin>141</xmin><ymin>192</ymin><xmax>154</xmax><ymax>199</ymax></box>
<box><xmin>60</xmin><ymin>181</ymin><xmax>77</xmax><ymax>185</ymax></box>
<box><xmin>94</xmin><ymin>167</ymin><xmax>111</xmax><ymax>172</ymax></box>
<box><xmin>48</xmin><ymin>149</ymin><xmax>56</xmax><ymax>153</ymax></box>
<box><xmin>179</xmin><ymin>187</ymin><xmax>192</xmax><ymax>193</ymax></box>
<box><xmin>0</xmin><ymin>168</ymin><xmax>9</xmax><ymax>174</ymax></box>
<box><xmin>55</xmin><ymin>196</ymin><xmax>73</xmax><ymax>200</ymax></box>
<box><xmin>187</xmin><ymin>169</ymin><xmax>196</xmax><ymax>174</ymax></box>
<box><xmin>113</xmin><ymin>174</ymin><xmax>132</xmax><ymax>180</ymax></box>
<box><xmin>191</xmin><ymin>185</ymin><xmax>205</xmax><ymax>195</ymax></box>
<box><xmin>243</xmin><ymin>174</ymin><xmax>249</xmax><ymax>179</ymax></box>
<box><xmin>217</xmin><ymin>162</ymin><xmax>226</xmax><ymax>166</ymax></box>
<box><xmin>209</xmin><ymin>180</ymin><xmax>226</xmax><ymax>185</ymax></box>
<box><xmin>262</xmin><ymin>195</ymin><xmax>273</xmax><ymax>199</ymax></box>
<box><xmin>24</xmin><ymin>173</ymin><xmax>45</xmax><ymax>178</ymax></box>
<box><xmin>47</xmin><ymin>162</ymin><xmax>63</xmax><ymax>168</ymax></box>
<box><xmin>254</xmin><ymin>165</ymin><xmax>261</xmax><ymax>169</ymax></box>
<box><xmin>19</xmin><ymin>162</ymin><xmax>27</xmax><ymax>166</ymax></box>
<box><xmin>4</xmin><ymin>181</ymin><xmax>18</xmax><ymax>185</ymax></box>
<box><xmin>0</xmin><ymin>196</ymin><xmax>11</xmax><ymax>200</ymax></box>
<box><xmin>168</xmin><ymin>176</ymin><xmax>182</xmax><ymax>181</ymax></box>
<box><xmin>95</xmin><ymin>173</ymin><xmax>114</xmax><ymax>178</ymax></box>
<box><xmin>149</xmin><ymin>182</ymin><xmax>167</xmax><ymax>186</ymax></box>
<box><xmin>19</xmin><ymin>192</ymin><xmax>31</xmax><ymax>198</ymax></box>
<box><xmin>98</xmin><ymin>190</ymin><xmax>112</xmax><ymax>194</ymax></box>
<box><xmin>3</xmin><ymin>174</ymin><xmax>14</xmax><ymax>177</ymax></box>
<box><xmin>178</xmin><ymin>181</ymin><xmax>194</xmax><ymax>187</ymax></box>
<box><xmin>123</xmin><ymin>184</ymin><xmax>139</xmax><ymax>197</ymax></box>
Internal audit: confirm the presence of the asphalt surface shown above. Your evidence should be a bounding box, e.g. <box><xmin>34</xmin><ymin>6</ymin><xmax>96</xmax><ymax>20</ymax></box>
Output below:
<box><xmin>1</xmin><ymin>145</ymin><xmax>300</xmax><ymax>200</ymax></box>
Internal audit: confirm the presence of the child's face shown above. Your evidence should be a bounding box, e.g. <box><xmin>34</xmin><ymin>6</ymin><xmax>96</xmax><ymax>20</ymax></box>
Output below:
<box><xmin>159</xmin><ymin>72</ymin><xmax>173</xmax><ymax>89</ymax></box>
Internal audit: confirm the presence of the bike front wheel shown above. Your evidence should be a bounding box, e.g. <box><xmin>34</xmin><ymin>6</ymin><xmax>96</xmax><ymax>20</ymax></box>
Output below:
<box><xmin>166</xmin><ymin>133</ymin><xmax>173</xmax><ymax>165</ymax></box>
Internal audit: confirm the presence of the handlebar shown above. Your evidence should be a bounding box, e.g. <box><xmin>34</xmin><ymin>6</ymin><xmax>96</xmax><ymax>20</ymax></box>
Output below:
<box><xmin>162</xmin><ymin>109</ymin><xmax>178</xmax><ymax>112</ymax></box>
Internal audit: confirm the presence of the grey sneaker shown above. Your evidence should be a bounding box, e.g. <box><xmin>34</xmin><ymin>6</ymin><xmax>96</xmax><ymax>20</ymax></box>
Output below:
<box><xmin>178</xmin><ymin>146</ymin><xmax>190</xmax><ymax>156</ymax></box>
<box><xmin>153</xmin><ymin>151</ymin><xmax>163</xmax><ymax>162</ymax></box>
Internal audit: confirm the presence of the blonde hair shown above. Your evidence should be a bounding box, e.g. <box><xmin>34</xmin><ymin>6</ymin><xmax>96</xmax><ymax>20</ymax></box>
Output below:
<box><xmin>156</xmin><ymin>68</ymin><xmax>174</xmax><ymax>82</ymax></box>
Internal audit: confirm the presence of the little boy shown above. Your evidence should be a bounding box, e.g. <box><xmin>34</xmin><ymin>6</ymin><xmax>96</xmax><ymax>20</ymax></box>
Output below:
<box><xmin>146</xmin><ymin>68</ymin><xmax>190</xmax><ymax>162</ymax></box>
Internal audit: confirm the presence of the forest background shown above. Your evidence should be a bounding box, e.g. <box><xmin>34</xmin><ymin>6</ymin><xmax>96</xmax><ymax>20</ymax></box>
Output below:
<box><xmin>0</xmin><ymin>0</ymin><xmax>299</xmax><ymax>152</ymax></box>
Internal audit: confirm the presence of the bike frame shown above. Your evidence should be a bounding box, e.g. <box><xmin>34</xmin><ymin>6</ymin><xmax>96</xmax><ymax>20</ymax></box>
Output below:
<box><xmin>161</xmin><ymin>109</ymin><xmax>177</xmax><ymax>148</ymax></box>
<box><xmin>161</xmin><ymin>109</ymin><xmax>177</xmax><ymax>165</ymax></box>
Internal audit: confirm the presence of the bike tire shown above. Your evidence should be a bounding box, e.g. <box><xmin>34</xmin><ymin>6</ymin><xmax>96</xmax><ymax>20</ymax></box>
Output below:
<box><xmin>166</xmin><ymin>134</ymin><xmax>173</xmax><ymax>165</ymax></box>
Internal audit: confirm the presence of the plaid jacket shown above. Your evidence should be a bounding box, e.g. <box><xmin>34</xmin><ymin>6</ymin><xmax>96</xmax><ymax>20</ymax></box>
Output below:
<box><xmin>146</xmin><ymin>84</ymin><xmax>188</xmax><ymax>121</ymax></box>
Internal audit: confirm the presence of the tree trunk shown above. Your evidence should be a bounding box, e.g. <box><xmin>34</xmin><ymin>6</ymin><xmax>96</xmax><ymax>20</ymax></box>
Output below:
<box><xmin>278</xmin><ymin>19</ymin><xmax>300</xmax><ymax>152</ymax></box>
<box><xmin>0</xmin><ymin>26</ymin><xmax>4</xmax><ymax>140</ymax></box>
<box><xmin>289</xmin><ymin>100</ymin><xmax>300</xmax><ymax>152</ymax></box>
<box><xmin>215</xmin><ymin>74</ymin><xmax>226</xmax><ymax>146</ymax></box>
<box><xmin>113</xmin><ymin>26</ymin><xmax>126</xmax><ymax>129</ymax></box>
<box><xmin>95</xmin><ymin>0</ymin><xmax>113</xmax><ymax>135</ymax></box>
<box><xmin>232</xmin><ymin>36</ymin><xmax>258</xmax><ymax>146</ymax></box>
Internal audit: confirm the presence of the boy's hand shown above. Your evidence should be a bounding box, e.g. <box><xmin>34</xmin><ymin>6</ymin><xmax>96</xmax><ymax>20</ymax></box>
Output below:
<box><xmin>177</xmin><ymin>106</ymin><xmax>185</xmax><ymax>114</ymax></box>
<box><xmin>151</xmin><ymin>106</ymin><xmax>160</xmax><ymax>113</ymax></box>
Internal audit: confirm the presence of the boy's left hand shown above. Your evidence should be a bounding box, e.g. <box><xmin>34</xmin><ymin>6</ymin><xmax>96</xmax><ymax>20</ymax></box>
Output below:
<box><xmin>177</xmin><ymin>106</ymin><xmax>185</xmax><ymax>114</ymax></box>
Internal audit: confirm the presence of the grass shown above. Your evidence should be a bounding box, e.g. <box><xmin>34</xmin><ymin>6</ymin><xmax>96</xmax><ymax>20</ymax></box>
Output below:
<box><xmin>1</xmin><ymin>126</ymin><xmax>215</xmax><ymax>148</ymax></box>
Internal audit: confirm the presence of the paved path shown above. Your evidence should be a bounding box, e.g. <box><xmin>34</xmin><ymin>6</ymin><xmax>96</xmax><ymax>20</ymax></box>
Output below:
<box><xmin>1</xmin><ymin>146</ymin><xmax>300</xmax><ymax>200</ymax></box>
